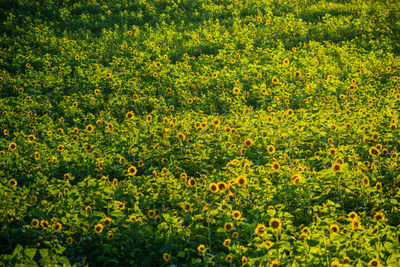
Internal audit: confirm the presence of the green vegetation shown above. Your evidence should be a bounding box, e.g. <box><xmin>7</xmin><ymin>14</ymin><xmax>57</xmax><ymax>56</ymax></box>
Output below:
<box><xmin>1</xmin><ymin>0</ymin><xmax>400</xmax><ymax>266</ymax></box>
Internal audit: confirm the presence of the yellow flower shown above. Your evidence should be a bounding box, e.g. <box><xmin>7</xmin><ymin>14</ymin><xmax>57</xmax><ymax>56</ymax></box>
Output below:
<box><xmin>224</xmin><ymin>222</ymin><xmax>234</xmax><ymax>232</ymax></box>
<box><xmin>126</xmin><ymin>111</ymin><xmax>134</xmax><ymax>119</ymax></box>
<box><xmin>368</xmin><ymin>259</ymin><xmax>382</xmax><ymax>267</ymax></box>
<box><xmin>103</xmin><ymin>217</ymin><xmax>112</xmax><ymax>226</ymax></box>
<box><xmin>8</xmin><ymin>142</ymin><xmax>17</xmax><ymax>151</ymax></box>
<box><xmin>188</xmin><ymin>178</ymin><xmax>196</xmax><ymax>187</ymax></box>
<box><xmin>348</xmin><ymin>212</ymin><xmax>358</xmax><ymax>221</ymax></box>
<box><xmin>329</xmin><ymin>224</ymin><xmax>339</xmax><ymax>233</ymax></box>
<box><xmin>54</xmin><ymin>222</ymin><xmax>62</xmax><ymax>232</ymax></box>
<box><xmin>107</xmin><ymin>231</ymin><xmax>114</xmax><ymax>240</ymax></box>
<box><xmin>236</xmin><ymin>175</ymin><xmax>247</xmax><ymax>186</ymax></box>
<box><xmin>271</xmin><ymin>162</ymin><xmax>281</xmax><ymax>172</ymax></box>
<box><xmin>41</xmin><ymin>220</ymin><xmax>49</xmax><ymax>229</ymax></box>
<box><xmin>31</xmin><ymin>219</ymin><xmax>39</xmax><ymax>228</ymax></box>
<box><xmin>163</xmin><ymin>253</ymin><xmax>170</xmax><ymax>262</ymax></box>
<box><xmin>94</xmin><ymin>223</ymin><xmax>103</xmax><ymax>233</ymax></box>
<box><xmin>127</xmin><ymin>166</ymin><xmax>137</xmax><ymax>175</ymax></box>
<box><xmin>209</xmin><ymin>183</ymin><xmax>218</xmax><ymax>193</ymax></box>
<box><xmin>86</xmin><ymin>124</ymin><xmax>94</xmax><ymax>133</ymax></box>
<box><xmin>177</xmin><ymin>132</ymin><xmax>186</xmax><ymax>141</ymax></box>
<box><xmin>269</xmin><ymin>218</ymin><xmax>282</xmax><ymax>231</ymax></box>
<box><xmin>66</xmin><ymin>237</ymin><xmax>73</xmax><ymax>245</ymax></box>
<box><xmin>270</xmin><ymin>259</ymin><xmax>280</xmax><ymax>267</ymax></box>
<box><xmin>197</xmin><ymin>244</ymin><xmax>206</xmax><ymax>253</ymax></box>
<box><xmin>28</xmin><ymin>135</ymin><xmax>35</xmax><ymax>142</ymax></box>
<box><xmin>255</xmin><ymin>224</ymin><xmax>267</xmax><ymax>236</ymax></box>
<box><xmin>332</xmin><ymin>163</ymin><xmax>342</xmax><ymax>173</ymax></box>
<box><xmin>232</xmin><ymin>210</ymin><xmax>242</xmax><ymax>220</ymax></box>
<box><xmin>331</xmin><ymin>259</ymin><xmax>342</xmax><ymax>267</ymax></box>
<box><xmin>369</xmin><ymin>146</ymin><xmax>380</xmax><ymax>157</ymax></box>
<box><xmin>373</xmin><ymin>211</ymin><xmax>385</xmax><ymax>222</ymax></box>
<box><xmin>244</xmin><ymin>139</ymin><xmax>253</xmax><ymax>147</ymax></box>
<box><xmin>9</xmin><ymin>179</ymin><xmax>17</xmax><ymax>187</ymax></box>
<box><xmin>272</xmin><ymin>77</ymin><xmax>279</xmax><ymax>84</ymax></box>
<box><xmin>223</xmin><ymin>239</ymin><xmax>231</xmax><ymax>247</ymax></box>
<box><xmin>362</xmin><ymin>176</ymin><xmax>370</xmax><ymax>187</ymax></box>
<box><xmin>267</xmin><ymin>145</ymin><xmax>275</xmax><ymax>154</ymax></box>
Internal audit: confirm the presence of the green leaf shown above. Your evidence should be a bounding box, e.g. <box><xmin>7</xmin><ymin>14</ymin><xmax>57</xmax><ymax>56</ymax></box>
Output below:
<box><xmin>39</xmin><ymin>249</ymin><xmax>49</xmax><ymax>258</ymax></box>
<box><xmin>24</xmin><ymin>248</ymin><xmax>37</xmax><ymax>259</ymax></box>
<box><xmin>12</xmin><ymin>244</ymin><xmax>23</xmax><ymax>256</ymax></box>
<box><xmin>306</xmin><ymin>239</ymin><xmax>319</xmax><ymax>247</ymax></box>
<box><xmin>177</xmin><ymin>251</ymin><xmax>185</xmax><ymax>258</ymax></box>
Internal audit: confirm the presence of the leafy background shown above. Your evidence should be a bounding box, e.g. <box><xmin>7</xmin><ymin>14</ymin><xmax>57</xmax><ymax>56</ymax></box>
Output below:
<box><xmin>0</xmin><ymin>0</ymin><xmax>399</xmax><ymax>266</ymax></box>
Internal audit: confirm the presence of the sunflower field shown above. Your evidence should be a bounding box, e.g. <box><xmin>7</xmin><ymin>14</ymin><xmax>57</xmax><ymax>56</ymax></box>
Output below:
<box><xmin>1</xmin><ymin>0</ymin><xmax>400</xmax><ymax>266</ymax></box>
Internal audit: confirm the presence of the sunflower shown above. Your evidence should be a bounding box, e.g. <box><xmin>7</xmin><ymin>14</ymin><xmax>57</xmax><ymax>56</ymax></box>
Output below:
<box><xmin>291</xmin><ymin>174</ymin><xmax>302</xmax><ymax>185</ymax></box>
<box><xmin>332</xmin><ymin>163</ymin><xmax>342</xmax><ymax>173</ymax></box>
<box><xmin>283</xmin><ymin>58</ymin><xmax>290</xmax><ymax>66</ymax></box>
<box><xmin>269</xmin><ymin>218</ymin><xmax>282</xmax><ymax>231</ymax></box>
<box><xmin>209</xmin><ymin>183</ymin><xmax>218</xmax><ymax>193</ymax></box>
<box><xmin>9</xmin><ymin>179</ymin><xmax>17</xmax><ymax>187</ymax></box>
<box><xmin>105</xmin><ymin>73</ymin><xmax>112</xmax><ymax>79</ymax></box>
<box><xmin>54</xmin><ymin>222</ymin><xmax>62</xmax><ymax>232</ymax></box>
<box><xmin>28</xmin><ymin>135</ymin><xmax>35</xmax><ymax>142</ymax></box>
<box><xmin>244</xmin><ymin>139</ymin><xmax>253</xmax><ymax>147</ymax></box>
<box><xmin>85</xmin><ymin>124</ymin><xmax>94</xmax><ymax>133</ymax></box>
<box><xmin>8</xmin><ymin>142</ymin><xmax>17</xmax><ymax>151</ymax></box>
<box><xmin>362</xmin><ymin>176</ymin><xmax>370</xmax><ymax>187</ymax></box>
<box><xmin>255</xmin><ymin>224</ymin><xmax>267</xmax><ymax>236</ymax></box>
<box><xmin>270</xmin><ymin>259</ymin><xmax>280</xmax><ymax>267</ymax></box>
<box><xmin>233</xmin><ymin>87</ymin><xmax>240</xmax><ymax>94</ymax></box>
<box><xmin>272</xmin><ymin>77</ymin><xmax>279</xmax><ymax>84</ymax></box>
<box><xmin>367</xmin><ymin>259</ymin><xmax>382</xmax><ymax>267</ymax></box>
<box><xmin>331</xmin><ymin>259</ymin><xmax>341</xmax><ymax>267</ymax></box>
<box><xmin>224</xmin><ymin>222</ymin><xmax>234</xmax><ymax>232</ymax></box>
<box><xmin>375</xmin><ymin>182</ymin><xmax>382</xmax><ymax>191</ymax></box>
<box><xmin>103</xmin><ymin>217</ymin><xmax>112</xmax><ymax>226</ymax></box>
<box><xmin>126</xmin><ymin>111</ymin><xmax>134</xmax><ymax>119</ymax></box>
<box><xmin>177</xmin><ymin>132</ymin><xmax>186</xmax><ymax>141</ymax></box>
<box><xmin>148</xmin><ymin>210</ymin><xmax>156</xmax><ymax>218</ymax></box>
<box><xmin>41</xmin><ymin>220</ymin><xmax>49</xmax><ymax>230</ymax></box>
<box><xmin>371</xmin><ymin>132</ymin><xmax>379</xmax><ymax>140</ymax></box>
<box><xmin>163</xmin><ymin>253</ymin><xmax>170</xmax><ymax>262</ymax></box>
<box><xmin>188</xmin><ymin>178</ymin><xmax>196</xmax><ymax>187</ymax></box>
<box><xmin>217</xmin><ymin>181</ymin><xmax>227</xmax><ymax>193</ymax></box>
<box><xmin>66</xmin><ymin>237</ymin><xmax>73</xmax><ymax>245</ymax></box>
<box><xmin>232</xmin><ymin>210</ymin><xmax>242</xmax><ymax>220</ymax></box>
<box><xmin>271</xmin><ymin>162</ymin><xmax>281</xmax><ymax>172</ymax></box>
<box><xmin>348</xmin><ymin>212</ymin><xmax>358</xmax><ymax>221</ymax></box>
<box><xmin>127</xmin><ymin>166</ymin><xmax>137</xmax><ymax>175</ymax></box>
<box><xmin>180</xmin><ymin>172</ymin><xmax>188</xmax><ymax>180</ymax></box>
<box><xmin>390</xmin><ymin>123</ymin><xmax>397</xmax><ymax>130</ymax></box>
<box><xmin>94</xmin><ymin>223</ymin><xmax>103</xmax><ymax>233</ymax></box>
<box><xmin>335</xmin><ymin>158</ymin><xmax>344</xmax><ymax>165</ymax></box>
<box><xmin>197</xmin><ymin>244</ymin><xmax>206</xmax><ymax>253</ymax></box>
<box><xmin>373</xmin><ymin>211</ymin><xmax>385</xmax><ymax>222</ymax></box>
<box><xmin>146</xmin><ymin>114</ymin><xmax>152</xmax><ymax>122</ymax></box>
<box><xmin>225</xmin><ymin>255</ymin><xmax>233</xmax><ymax>262</ymax></box>
<box><xmin>369</xmin><ymin>146</ymin><xmax>380</xmax><ymax>157</ymax></box>
<box><xmin>236</xmin><ymin>175</ymin><xmax>247</xmax><ymax>186</ymax></box>
<box><xmin>267</xmin><ymin>145</ymin><xmax>275</xmax><ymax>154</ymax></box>
<box><xmin>31</xmin><ymin>219</ymin><xmax>39</xmax><ymax>228</ymax></box>
<box><xmin>107</xmin><ymin>231</ymin><xmax>114</xmax><ymax>240</ymax></box>
<box><xmin>242</xmin><ymin>256</ymin><xmax>248</xmax><ymax>264</ymax></box>
<box><xmin>34</xmin><ymin>152</ymin><xmax>40</xmax><ymax>160</ymax></box>
<box><xmin>183</xmin><ymin>203</ymin><xmax>191</xmax><ymax>212</ymax></box>
<box><xmin>329</xmin><ymin>224</ymin><xmax>339</xmax><ymax>233</ymax></box>
<box><xmin>223</xmin><ymin>238</ymin><xmax>231</xmax><ymax>247</ymax></box>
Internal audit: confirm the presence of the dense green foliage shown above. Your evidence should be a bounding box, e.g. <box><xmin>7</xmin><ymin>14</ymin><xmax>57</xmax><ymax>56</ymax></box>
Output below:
<box><xmin>1</xmin><ymin>0</ymin><xmax>400</xmax><ymax>266</ymax></box>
